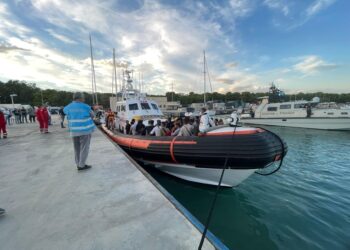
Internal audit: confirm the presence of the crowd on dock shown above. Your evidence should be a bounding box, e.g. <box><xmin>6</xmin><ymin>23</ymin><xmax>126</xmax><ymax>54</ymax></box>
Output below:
<box><xmin>0</xmin><ymin>104</ymin><xmax>68</xmax><ymax>139</ymax></box>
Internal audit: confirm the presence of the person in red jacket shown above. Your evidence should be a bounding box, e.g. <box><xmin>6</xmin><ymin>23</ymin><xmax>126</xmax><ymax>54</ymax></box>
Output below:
<box><xmin>36</xmin><ymin>106</ymin><xmax>44</xmax><ymax>133</ymax></box>
<box><xmin>42</xmin><ymin>105</ymin><xmax>49</xmax><ymax>133</ymax></box>
<box><xmin>0</xmin><ymin>109</ymin><xmax>7</xmax><ymax>138</ymax></box>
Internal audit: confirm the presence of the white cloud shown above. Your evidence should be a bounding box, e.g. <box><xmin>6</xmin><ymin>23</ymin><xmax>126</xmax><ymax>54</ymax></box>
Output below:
<box><xmin>263</xmin><ymin>0</ymin><xmax>290</xmax><ymax>16</ymax></box>
<box><xmin>293</xmin><ymin>55</ymin><xmax>338</xmax><ymax>76</ymax></box>
<box><xmin>46</xmin><ymin>29</ymin><xmax>77</xmax><ymax>44</ymax></box>
<box><xmin>306</xmin><ymin>0</ymin><xmax>336</xmax><ymax>17</ymax></box>
<box><xmin>8</xmin><ymin>0</ymin><xmax>259</xmax><ymax>94</ymax></box>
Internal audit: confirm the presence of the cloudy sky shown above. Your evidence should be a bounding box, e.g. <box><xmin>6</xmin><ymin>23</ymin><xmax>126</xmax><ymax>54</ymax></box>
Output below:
<box><xmin>0</xmin><ymin>0</ymin><xmax>349</xmax><ymax>94</ymax></box>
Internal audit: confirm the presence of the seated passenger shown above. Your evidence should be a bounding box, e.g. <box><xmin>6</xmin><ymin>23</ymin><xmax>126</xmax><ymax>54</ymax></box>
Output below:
<box><xmin>150</xmin><ymin>120</ymin><xmax>162</xmax><ymax>136</ymax></box>
<box><xmin>190</xmin><ymin>117</ymin><xmax>199</xmax><ymax>136</ymax></box>
<box><xmin>178</xmin><ymin>117</ymin><xmax>193</xmax><ymax>136</ymax></box>
<box><xmin>171</xmin><ymin>122</ymin><xmax>181</xmax><ymax>136</ymax></box>
<box><xmin>214</xmin><ymin>118</ymin><xmax>219</xmax><ymax>126</ymax></box>
<box><xmin>145</xmin><ymin>120</ymin><xmax>155</xmax><ymax>136</ymax></box>
<box><xmin>199</xmin><ymin>107</ymin><xmax>215</xmax><ymax>133</ymax></box>
<box><xmin>161</xmin><ymin>121</ymin><xmax>171</xmax><ymax>136</ymax></box>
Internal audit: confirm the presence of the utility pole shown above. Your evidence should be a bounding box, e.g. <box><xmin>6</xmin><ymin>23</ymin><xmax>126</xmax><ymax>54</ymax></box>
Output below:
<box><xmin>172</xmin><ymin>81</ymin><xmax>174</xmax><ymax>102</ymax></box>
<box><xmin>89</xmin><ymin>35</ymin><xmax>98</xmax><ymax>105</ymax></box>
<box><xmin>10</xmin><ymin>94</ymin><xmax>17</xmax><ymax>109</ymax></box>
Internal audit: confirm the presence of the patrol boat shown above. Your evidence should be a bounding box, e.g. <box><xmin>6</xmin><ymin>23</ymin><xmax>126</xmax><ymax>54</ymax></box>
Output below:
<box><xmin>101</xmin><ymin>70</ymin><xmax>287</xmax><ymax>187</ymax></box>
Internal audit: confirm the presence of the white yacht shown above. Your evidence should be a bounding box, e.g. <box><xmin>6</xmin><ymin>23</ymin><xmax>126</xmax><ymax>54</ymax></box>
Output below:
<box><xmin>241</xmin><ymin>96</ymin><xmax>350</xmax><ymax>130</ymax></box>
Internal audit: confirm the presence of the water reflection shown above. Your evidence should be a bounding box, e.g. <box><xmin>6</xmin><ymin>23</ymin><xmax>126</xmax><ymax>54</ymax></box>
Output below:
<box><xmin>144</xmin><ymin>165</ymin><xmax>278</xmax><ymax>250</ymax></box>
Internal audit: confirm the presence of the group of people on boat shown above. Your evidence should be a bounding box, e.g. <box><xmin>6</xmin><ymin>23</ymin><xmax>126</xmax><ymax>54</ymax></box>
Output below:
<box><xmin>102</xmin><ymin>107</ymin><xmax>228</xmax><ymax>137</ymax></box>
<box><xmin>123</xmin><ymin>115</ymin><xmax>198</xmax><ymax>137</ymax></box>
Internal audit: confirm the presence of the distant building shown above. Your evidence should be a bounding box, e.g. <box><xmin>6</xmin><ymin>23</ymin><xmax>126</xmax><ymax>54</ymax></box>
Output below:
<box><xmin>213</xmin><ymin>102</ymin><xmax>226</xmax><ymax>111</ymax></box>
<box><xmin>148</xmin><ymin>96</ymin><xmax>181</xmax><ymax>111</ymax></box>
<box><xmin>190</xmin><ymin>103</ymin><xmax>205</xmax><ymax>110</ymax></box>
<box><xmin>0</xmin><ymin>104</ymin><xmax>33</xmax><ymax>110</ymax></box>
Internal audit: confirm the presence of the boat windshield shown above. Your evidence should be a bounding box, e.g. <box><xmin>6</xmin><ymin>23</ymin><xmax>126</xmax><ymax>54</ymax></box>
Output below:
<box><xmin>141</xmin><ymin>102</ymin><xmax>151</xmax><ymax>110</ymax></box>
<box><xmin>129</xmin><ymin>103</ymin><xmax>138</xmax><ymax>110</ymax></box>
<box><xmin>151</xmin><ymin>103</ymin><xmax>159</xmax><ymax>110</ymax></box>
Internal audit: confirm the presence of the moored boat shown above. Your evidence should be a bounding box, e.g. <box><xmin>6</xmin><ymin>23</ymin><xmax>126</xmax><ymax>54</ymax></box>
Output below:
<box><xmin>101</xmin><ymin>125</ymin><xmax>287</xmax><ymax>187</ymax></box>
<box><xmin>240</xmin><ymin>86</ymin><xmax>350</xmax><ymax>130</ymax></box>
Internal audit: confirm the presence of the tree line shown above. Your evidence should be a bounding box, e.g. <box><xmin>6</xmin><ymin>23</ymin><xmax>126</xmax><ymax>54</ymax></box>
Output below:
<box><xmin>165</xmin><ymin>91</ymin><xmax>350</xmax><ymax>105</ymax></box>
<box><xmin>0</xmin><ymin>80</ymin><xmax>111</xmax><ymax>107</ymax></box>
<box><xmin>1</xmin><ymin>80</ymin><xmax>349</xmax><ymax>107</ymax></box>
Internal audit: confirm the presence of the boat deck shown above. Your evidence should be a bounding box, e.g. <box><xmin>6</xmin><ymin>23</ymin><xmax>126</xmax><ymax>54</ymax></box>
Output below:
<box><xmin>0</xmin><ymin>117</ymin><xmax>220</xmax><ymax>250</ymax></box>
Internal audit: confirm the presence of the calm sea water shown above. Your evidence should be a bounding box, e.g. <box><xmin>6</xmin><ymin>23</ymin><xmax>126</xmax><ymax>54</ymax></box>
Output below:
<box><xmin>143</xmin><ymin>127</ymin><xmax>350</xmax><ymax>250</ymax></box>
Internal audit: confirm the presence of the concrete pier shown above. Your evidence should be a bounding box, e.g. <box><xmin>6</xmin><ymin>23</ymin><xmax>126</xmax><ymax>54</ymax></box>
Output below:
<box><xmin>0</xmin><ymin>118</ymin><xmax>217</xmax><ymax>250</ymax></box>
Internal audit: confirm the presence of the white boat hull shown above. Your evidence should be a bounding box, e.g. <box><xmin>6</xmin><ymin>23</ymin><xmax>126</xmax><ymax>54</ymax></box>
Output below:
<box><xmin>142</xmin><ymin>160</ymin><xmax>256</xmax><ymax>187</ymax></box>
<box><xmin>241</xmin><ymin>118</ymin><xmax>350</xmax><ymax>130</ymax></box>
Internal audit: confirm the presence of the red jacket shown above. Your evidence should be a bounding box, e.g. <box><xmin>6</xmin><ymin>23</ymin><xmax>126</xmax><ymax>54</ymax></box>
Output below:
<box><xmin>36</xmin><ymin>108</ymin><xmax>43</xmax><ymax>122</ymax></box>
<box><xmin>36</xmin><ymin>108</ymin><xmax>48</xmax><ymax>122</ymax></box>
<box><xmin>0</xmin><ymin>111</ymin><xmax>6</xmax><ymax>126</ymax></box>
<box><xmin>42</xmin><ymin>107</ymin><xmax>49</xmax><ymax>122</ymax></box>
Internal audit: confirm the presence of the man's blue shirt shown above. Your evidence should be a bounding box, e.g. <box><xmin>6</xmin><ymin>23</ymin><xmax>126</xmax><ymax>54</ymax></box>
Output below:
<box><xmin>64</xmin><ymin>101</ymin><xmax>95</xmax><ymax>137</ymax></box>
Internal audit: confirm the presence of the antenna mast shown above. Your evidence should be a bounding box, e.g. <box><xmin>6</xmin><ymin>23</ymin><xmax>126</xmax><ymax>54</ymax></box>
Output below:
<box><xmin>113</xmin><ymin>48</ymin><xmax>117</xmax><ymax>98</ymax></box>
<box><xmin>89</xmin><ymin>35</ymin><xmax>98</xmax><ymax>105</ymax></box>
<box><xmin>203</xmin><ymin>50</ymin><xmax>206</xmax><ymax>106</ymax></box>
<box><xmin>172</xmin><ymin>81</ymin><xmax>174</xmax><ymax>102</ymax></box>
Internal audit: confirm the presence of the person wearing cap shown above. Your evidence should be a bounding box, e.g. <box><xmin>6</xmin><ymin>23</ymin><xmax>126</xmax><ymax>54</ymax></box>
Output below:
<box><xmin>64</xmin><ymin>92</ymin><xmax>95</xmax><ymax>171</ymax></box>
<box><xmin>199</xmin><ymin>107</ymin><xmax>215</xmax><ymax>133</ymax></box>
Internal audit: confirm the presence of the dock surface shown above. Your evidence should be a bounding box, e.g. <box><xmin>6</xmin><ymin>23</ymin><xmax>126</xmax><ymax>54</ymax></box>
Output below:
<box><xmin>0</xmin><ymin>118</ymin><xmax>214</xmax><ymax>250</ymax></box>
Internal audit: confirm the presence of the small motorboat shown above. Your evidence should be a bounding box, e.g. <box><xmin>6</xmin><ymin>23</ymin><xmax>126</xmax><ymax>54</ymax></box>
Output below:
<box><xmin>102</xmin><ymin>69</ymin><xmax>287</xmax><ymax>187</ymax></box>
<box><xmin>101</xmin><ymin>124</ymin><xmax>287</xmax><ymax>187</ymax></box>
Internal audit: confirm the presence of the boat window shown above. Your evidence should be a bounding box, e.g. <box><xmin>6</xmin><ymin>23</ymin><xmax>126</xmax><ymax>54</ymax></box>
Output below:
<box><xmin>341</xmin><ymin>112</ymin><xmax>348</xmax><ymax>115</ymax></box>
<box><xmin>280</xmin><ymin>104</ymin><xmax>291</xmax><ymax>109</ymax></box>
<box><xmin>141</xmin><ymin>102</ymin><xmax>151</xmax><ymax>110</ymax></box>
<box><xmin>151</xmin><ymin>103</ymin><xmax>159</xmax><ymax>110</ymax></box>
<box><xmin>129</xmin><ymin>103</ymin><xmax>138</xmax><ymax>111</ymax></box>
<box><xmin>267</xmin><ymin>107</ymin><xmax>278</xmax><ymax>111</ymax></box>
<box><xmin>327</xmin><ymin>112</ymin><xmax>334</xmax><ymax>115</ymax></box>
<box><xmin>294</xmin><ymin>103</ymin><xmax>306</xmax><ymax>109</ymax></box>
<box><xmin>121</xmin><ymin>105</ymin><xmax>126</xmax><ymax>111</ymax></box>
